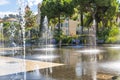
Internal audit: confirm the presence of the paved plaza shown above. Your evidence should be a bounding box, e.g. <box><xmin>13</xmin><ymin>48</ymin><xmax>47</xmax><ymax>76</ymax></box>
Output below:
<box><xmin>0</xmin><ymin>56</ymin><xmax>64</xmax><ymax>76</ymax></box>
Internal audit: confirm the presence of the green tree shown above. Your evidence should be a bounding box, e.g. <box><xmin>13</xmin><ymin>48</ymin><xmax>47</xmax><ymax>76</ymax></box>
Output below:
<box><xmin>41</xmin><ymin>0</ymin><xmax>74</xmax><ymax>28</ymax></box>
<box><xmin>73</xmin><ymin>0</ymin><xmax>90</xmax><ymax>34</ymax></box>
<box><xmin>24</xmin><ymin>5</ymin><xmax>37</xmax><ymax>45</ymax></box>
<box><xmin>2</xmin><ymin>22</ymin><xmax>10</xmax><ymax>40</ymax></box>
<box><xmin>93</xmin><ymin>0</ymin><xmax>119</xmax><ymax>42</ymax></box>
<box><xmin>40</xmin><ymin>0</ymin><xmax>74</xmax><ymax>47</ymax></box>
<box><xmin>24</xmin><ymin>6</ymin><xmax>36</xmax><ymax>29</ymax></box>
<box><xmin>106</xmin><ymin>25</ymin><xmax>120</xmax><ymax>43</ymax></box>
<box><xmin>74</xmin><ymin>0</ymin><xmax>119</xmax><ymax>41</ymax></box>
<box><xmin>2</xmin><ymin>22</ymin><xmax>20</xmax><ymax>43</ymax></box>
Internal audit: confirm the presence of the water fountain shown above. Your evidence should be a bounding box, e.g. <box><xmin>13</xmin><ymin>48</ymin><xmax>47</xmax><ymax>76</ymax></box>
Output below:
<box><xmin>1</xmin><ymin>0</ymin><xmax>106</xmax><ymax>80</ymax></box>
<box><xmin>18</xmin><ymin>0</ymin><xmax>26</xmax><ymax>57</ymax></box>
<box><xmin>34</xmin><ymin>16</ymin><xmax>58</xmax><ymax>78</ymax></box>
<box><xmin>18</xmin><ymin>0</ymin><xmax>26</xmax><ymax>79</ymax></box>
<box><xmin>8</xmin><ymin>22</ymin><xmax>17</xmax><ymax>47</ymax></box>
<box><xmin>0</xmin><ymin>23</ymin><xmax>5</xmax><ymax>55</ymax></box>
<box><xmin>0</xmin><ymin>23</ymin><xmax>4</xmax><ymax>47</ymax></box>
<box><xmin>38</xmin><ymin>16</ymin><xmax>55</xmax><ymax>48</ymax></box>
<box><xmin>74</xmin><ymin>19</ymin><xmax>104</xmax><ymax>80</ymax></box>
<box><xmin>33</xmin><ymin>16</ymin><xmax>57</xmax><ymax>58</ymax></box>
<box><xmin>7</xmin><ymin>22</ymin><xmax>18</xmax><ymax>56</ymax></box>
<box><xmin>75</xmin><ymin>19</ymin><xmax>103</xmax><ymax>55</ymax></box>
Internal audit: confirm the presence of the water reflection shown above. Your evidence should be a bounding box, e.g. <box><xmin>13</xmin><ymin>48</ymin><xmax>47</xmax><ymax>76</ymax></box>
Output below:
<box><xmin>79</xmin><ymin>50</ymin><xmax>97</xmax><ymax>80</ymax></box>
<box><xmin>35</xmin><ymin>54</ymin><xmax>59</xmax><ymax>61</ymax></box>
<box><xmin>108</xmin><ymin>45</ymin><xmax>120</xmax><ymax>49</ymax></box>
<box><xmin>76</xmin><ymin>49</ymin><xmax>103</xmax><ymax>54</ymax></box>
<box><xmin>2</xmin><ymin>46</ymin><xmax>120</xmax><ymax>80</ymax></box>
<box><xmin>33</xmin><ymin>47</ymin><xmax>55</xmax><ymax>51</ymax></box>
<box><xmin>99</xmin><ymin>61</ymin><xmax>120</xmax><ymax>74</ymax></box>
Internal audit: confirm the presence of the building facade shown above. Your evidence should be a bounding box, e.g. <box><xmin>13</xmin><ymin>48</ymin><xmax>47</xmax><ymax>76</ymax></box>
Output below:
<box><xmin>61</xmin><ymin>19</ymin><xmax>79</xmax><ymax>36</ymax></box>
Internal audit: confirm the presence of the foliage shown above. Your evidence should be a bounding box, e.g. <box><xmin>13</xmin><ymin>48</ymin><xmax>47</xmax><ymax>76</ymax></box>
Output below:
<box><xmin>41</xmin><ymin>0</ymin><xmax>74</xmax><ymax>19</ymax></box>
<box><xmin>73</xmin><ymin>0</ymin><xmax>119</xmax><ymax>35</ymax></box>
<box><xmin>40</xmin><ymin>0</ymin><xmax>120</xmax><ymax>45</ymax></box>
<box><xmin>53</xmin><ymin>28</ymin><xmax>63</xmax><ymax>43</ymax></box>
<box><xmin>40</xmin><ymin>0</ymin><xmax>75</xmax><ymax>46</ymax></box>
<box><xmin>24</xmin><ymin>5</ymin><xmax>38</xmax><ymax>44</ymax></box>
<box><xmin>41</xmin><ymin>0</ymin><xmax>75</xmax><ymax>29</ymax></box>
<box><xmin>84</xmin><ymin>13</ymin><xmax>93</xmax><ymax>27</ymax></box>
<box><xmin>2</xmin><ymin>22</ymin><xmax>10</xmax><ymax>40</ymax></box>
<box><xmin>0</xmin><ymin>33</ymin><xmax>4</xmax><ymax>41</ymax></box>
<box><xmin>97</xmin><ymin>27</ymin><xmax>110</xmax><ymax>41</ymax></box>
<box><xmin>61</xmin><ymin>35</ymin><xmax>73</xmax><ymax>44</ymax></box>
<box><xmin>106</xmin><ymin>26</ymin><xmax>120</xmax><ymax>43</ymax></box>
<box><xmin>70</xmin><ymin>8</ymin><xmax>79</xmax><ymax>21</ymax></box>
<box><xmin>2</xmin><ymin>22</ymin><xmax>20</xmax><ymax>43</ymax></box>
<box><xmin>24</xmin><ymin>6</ymin><xmax>36</xmax><ymax>29</ymax></box>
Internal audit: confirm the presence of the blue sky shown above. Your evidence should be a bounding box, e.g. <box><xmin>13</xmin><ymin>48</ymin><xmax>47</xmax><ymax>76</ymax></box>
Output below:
<box><xmin>0</xmin><ymin>0</ymin><xmax>120</xmax><ymax>18</ymax></box>
<box><xmin>0</xmin><ymin>0</ymin><xmax>42</xmax><ymax>18</ymax></box>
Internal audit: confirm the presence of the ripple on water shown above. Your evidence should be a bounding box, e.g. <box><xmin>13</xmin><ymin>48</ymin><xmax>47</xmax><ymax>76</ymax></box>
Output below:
<box><xmin>76</xmin><ymin>49</ymin><xmax>104</xmax><ymax>55</ymax></box>
<box><xmin>35</xmin><ymin>54</ymin><xmax>59</xmax><ymax>61</ymax></box>
<box><xmin>99</xmin><ymin>61</ymin><xmax>120</xmax><ymax>74</ymax></box>
<box><xmin>33</xmin><ymin>48</ymin><xmax>55</xmax><ymax>51</ymax></box>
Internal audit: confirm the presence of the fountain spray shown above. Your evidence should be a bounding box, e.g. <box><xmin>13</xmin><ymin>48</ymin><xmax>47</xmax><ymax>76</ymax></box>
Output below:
<box><xmin>18</xmin><ymin>0</ymin><xmax>26</xmax><ymax>79</ymax></box>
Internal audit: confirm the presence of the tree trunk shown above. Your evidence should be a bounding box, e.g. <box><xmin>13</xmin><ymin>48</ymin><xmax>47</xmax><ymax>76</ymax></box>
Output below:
<box><xmin>39</xmin><ymin>15</ymin><xmax>44</xmax><ymax>37</ymax></box>
<box><xmin>80</xmin><ymin>11</ymin><xmax>84</xmax><ymax>34</ymax></box>
<box><xmin>58</xmin><ymin>15</ymin><xmax>61</xmax><ymax>48</ymax></box>
<box><xmin>58</xmin><ymin>15</ymin><xmax>61</xmax><ymax>31</ymax></box>
<box><xmin>80</xmin><ymin>11</ymin><xmax>84</xmax><ymax>44</ymax></box>
<box><xmin>96</xmin><ymin>19</ymin><xmax>98</xmax><ymax>36</ymax></box>
<box><xmin>30</xmin><ymin>29</ymin><xmax>33</xmax><ymax>54</ymax></box>
<box><xmin>93</xmin><ymin>13</ymin><xmax>96</xmax><ymax>46</ymax></box>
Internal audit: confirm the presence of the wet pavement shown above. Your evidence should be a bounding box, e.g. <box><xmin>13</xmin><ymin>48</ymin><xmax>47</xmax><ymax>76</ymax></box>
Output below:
<box><xmin>0</xmin><ymin>45</ymin><xmax>120</xmax><ymax>80</ymax></box>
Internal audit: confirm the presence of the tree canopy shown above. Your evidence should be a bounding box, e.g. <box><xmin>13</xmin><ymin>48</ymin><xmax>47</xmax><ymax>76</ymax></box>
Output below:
<box><xmin>39</xmin><ymin>0</ymin><xmax>120</xmax><ymax>43</ymax></box>
<box><xmin>24</xmin><ymin>5</ymin><xmax>36</xmax><ymax>29</ymax></box>
<box><xmin>41</xmin><ymin>0</ymin><xmax>74</xmax><ymax>19</ymax></box>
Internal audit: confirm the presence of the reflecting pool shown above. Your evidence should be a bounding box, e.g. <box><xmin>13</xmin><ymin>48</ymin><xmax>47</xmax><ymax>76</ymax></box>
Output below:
<box><xmin>0</xmin><ymin>45</ymin><xmax>120</xmax><ymax>80</ymax></box>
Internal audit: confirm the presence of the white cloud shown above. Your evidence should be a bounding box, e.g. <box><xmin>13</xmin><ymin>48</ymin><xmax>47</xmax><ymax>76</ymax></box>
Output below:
<box><xmin>0</xmin><ymin>12</ymin><xmax>18</xmax><ymax>18</ymax></box>
<box><xmin>28</xmin><ymin>0</ymin><xmax>42</xmax><ymax>7</ymax></box>
<box><xmin>0</xmin><ymin>0</ymin><xmax>9</xmax><ymax>5</ymax></box>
